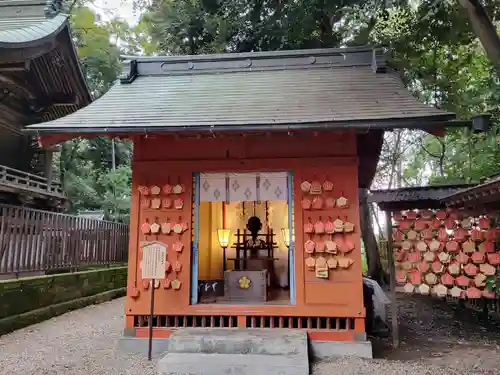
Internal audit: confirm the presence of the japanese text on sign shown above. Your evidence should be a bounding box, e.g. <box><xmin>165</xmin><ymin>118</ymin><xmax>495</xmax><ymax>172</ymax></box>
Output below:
<box><xmin>141</xmin><ymin>242</ymin><xmax>167</xmax><ymax>280</ymax></box>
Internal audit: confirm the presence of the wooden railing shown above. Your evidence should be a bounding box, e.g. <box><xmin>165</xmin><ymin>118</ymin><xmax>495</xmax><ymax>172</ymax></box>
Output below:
<box><xmin>0</xmin><ymin>165</ymin><xmax>65</xmax><ymax>198</ymax></box>
<box><xmin>0</xmin><ymin>204</ymin><xmax>129</xmax><ymax>277</ymax></box>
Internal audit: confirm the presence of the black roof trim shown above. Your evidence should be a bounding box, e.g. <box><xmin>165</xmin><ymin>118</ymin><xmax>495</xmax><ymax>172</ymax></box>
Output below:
<box><xmin>26</xmin><ymin>116</ymin><xmax>465</xmax><ymax>135</ymax></box>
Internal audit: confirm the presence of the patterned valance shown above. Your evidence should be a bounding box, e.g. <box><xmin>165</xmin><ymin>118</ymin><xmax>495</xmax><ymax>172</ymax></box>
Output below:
<box><xmin>200</xmin><ymin>172</ymin><xmax>288</xmax><ymax>202</ymax></box>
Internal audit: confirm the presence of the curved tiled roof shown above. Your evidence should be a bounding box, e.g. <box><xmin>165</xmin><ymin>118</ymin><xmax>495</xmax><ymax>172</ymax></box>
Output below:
<box><xmin>27</xmin><ymin>47</ymin><xmax>457</xmax><ymax>134</ymax></box>
<box><xmin>0</xmin><ymin>0</ymin><xmax>68</xmax><ymax>48</ymax></box>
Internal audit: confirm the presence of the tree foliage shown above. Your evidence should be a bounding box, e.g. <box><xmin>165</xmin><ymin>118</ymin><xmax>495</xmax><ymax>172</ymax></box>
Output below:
<box><xmin>63</xmin><ymin>0</ymin><xmax>500</xmax><ymax>277</ymax></box>
<box><xmin>370</xmin><ymin>1</ymin><xmax>500</xmax><ymax>187</ymax></box>
<box><xmin>55</xmin><ymin>4</ymin><xmax>133</xmax><ymax>222</ymax></box>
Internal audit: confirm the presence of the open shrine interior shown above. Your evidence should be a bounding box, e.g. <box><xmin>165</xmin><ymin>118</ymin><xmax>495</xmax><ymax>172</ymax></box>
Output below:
<box><xmin>197</xmin><ymin>172</ymin><xmax>292</xmax><ymax>304</ymax></box>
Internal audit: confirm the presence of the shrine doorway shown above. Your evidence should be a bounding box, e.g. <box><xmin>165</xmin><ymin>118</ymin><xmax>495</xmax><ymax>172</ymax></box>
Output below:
<box><xmin>190</xmin><ymin>172</ymin><xmax>296</xmax><ymax>305</ymax></box>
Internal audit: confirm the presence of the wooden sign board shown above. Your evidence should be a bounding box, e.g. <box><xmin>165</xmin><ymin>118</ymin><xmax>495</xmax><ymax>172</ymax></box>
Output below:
<box><xmin>141</xmin><ymin>241</ymin><xmax>168</xmax><ymax>280</ymax></box>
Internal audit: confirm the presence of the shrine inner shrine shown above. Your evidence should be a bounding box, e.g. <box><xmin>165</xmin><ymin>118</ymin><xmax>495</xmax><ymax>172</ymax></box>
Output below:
<box><xmin>28</xmin><ymin>46</ymin><xmax>467</xmax><ymax>355</ymax></box>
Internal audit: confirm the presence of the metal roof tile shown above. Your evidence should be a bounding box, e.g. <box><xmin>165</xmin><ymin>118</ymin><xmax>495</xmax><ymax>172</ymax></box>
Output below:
<box><xmin>0</xmin><ymin>1</ymin><xmax>67</xmax><ymax>46</ymax></box>
<box><xmin>27</xmin><ymin>48</ymin><xmax>456</xmax><ymax>133</ymax></box>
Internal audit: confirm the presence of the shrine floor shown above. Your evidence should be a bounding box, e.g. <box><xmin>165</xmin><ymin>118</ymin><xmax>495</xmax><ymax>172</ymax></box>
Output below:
<box><xmin>1</xmin><ymin>295</ymin><xmax>499</xmax><ymax>375</ymax></box>
<box><xmin>199</xmin><ymin>288</ymin><xmax>290</xmax><ymax>305</ymax></box>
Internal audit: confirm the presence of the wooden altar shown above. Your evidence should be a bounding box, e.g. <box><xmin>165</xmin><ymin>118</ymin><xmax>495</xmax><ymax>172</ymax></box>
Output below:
<box><xmin>227</xmin><ymin>230</ymin><xmax>278</xmax><ymax>280</ymax></box>
<box><xmin>224</xmin><ymin>229</ymin><xmax>279</xmax><ymax>302</ymax></box>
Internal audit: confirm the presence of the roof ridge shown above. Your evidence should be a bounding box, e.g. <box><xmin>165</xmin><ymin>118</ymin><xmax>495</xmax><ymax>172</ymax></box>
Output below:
<box><xmin>120</xmin><ymin>46</ymin><xmax>376</xmax><ymax>62</ymax></box>
<box><xmin>119</xmin><ymin>47</ymin><xmax>388</xmax><ymax>84</ymax></box>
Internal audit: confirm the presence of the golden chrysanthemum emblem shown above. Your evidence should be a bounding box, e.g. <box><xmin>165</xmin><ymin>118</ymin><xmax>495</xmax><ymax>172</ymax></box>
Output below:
<box><xmin>238</xmin><ymin>276</ymin><xmax>251</xmax><ymax>289</ymax></box>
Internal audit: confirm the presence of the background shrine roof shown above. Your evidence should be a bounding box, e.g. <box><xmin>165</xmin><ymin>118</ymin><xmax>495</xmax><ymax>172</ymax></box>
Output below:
<box><xmin>27</xmin><ymin>46</ymin><xmax>458</xmax><ymax>134</ymax></box>
<box><xmin>0</xmin><ymin>1</ymin><xmax>70</xmax><ymax>48</ymax></box>
<box><xmin>442</xmin><ymin>172</ymin><xmax>500</xmax><ymax>210</ymax></box>
<box><xmin>369</xmin><ymin>184</ymin><xmax>474</xmax><ymax>211</ymax></box>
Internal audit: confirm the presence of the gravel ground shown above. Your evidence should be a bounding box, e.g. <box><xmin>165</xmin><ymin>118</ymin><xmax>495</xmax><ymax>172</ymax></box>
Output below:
<box><xmin>1</xmin><ymin>295</ymin><xmax>499</xmax><ymax>375</ymax></box>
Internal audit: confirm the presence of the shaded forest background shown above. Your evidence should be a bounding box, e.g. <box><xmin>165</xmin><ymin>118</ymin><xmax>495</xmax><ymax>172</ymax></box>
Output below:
<box><xmin>56</xmin><ymin>0</ymin><xmax>500</xmax><ymax>278</ymax></box>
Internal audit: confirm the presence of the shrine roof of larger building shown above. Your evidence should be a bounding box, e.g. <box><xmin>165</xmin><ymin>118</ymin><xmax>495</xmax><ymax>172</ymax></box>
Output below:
<box><xmin>0</xmin><ymin>1</ymin><xmax>71</xmax><ymax>48</ymax></box>
<box><xmin>26</xmin><ymin>46</ymin><xmax>469</xmax><ymax>135</ymax></box>
<box><xmin>0</xmin><ymin>1</ymin><xmax>92</xmax><ymax>129</ymax></box>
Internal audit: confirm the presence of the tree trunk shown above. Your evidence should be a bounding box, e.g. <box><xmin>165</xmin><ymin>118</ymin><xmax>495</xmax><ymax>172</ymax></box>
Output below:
<box><xmin>359</xmin><ymin>188</ymin><xmax>384</xmax><ymax>284</ymax></box>
<box><xmin>459</xmin><ymin>0</ymin><xmax>500</xmax><ymax>73</ymax></box>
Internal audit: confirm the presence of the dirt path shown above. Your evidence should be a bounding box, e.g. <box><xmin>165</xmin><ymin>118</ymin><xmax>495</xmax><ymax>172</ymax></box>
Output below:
<box><xmin>0</xmin><ymin>295</ymin><xmax>499</xmax><ymax>374</ymax></box>
<box><xmin>370</xmin><ymin>293</ymin><xmax>500</xmax><ymax>370</ymax></box>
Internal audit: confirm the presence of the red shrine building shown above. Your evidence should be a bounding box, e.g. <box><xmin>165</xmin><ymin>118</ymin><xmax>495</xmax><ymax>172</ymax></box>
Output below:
<box><xmin>30</xmin><ymin>47</ymin><xmax>460</xmax><ymax>352</ymax></box>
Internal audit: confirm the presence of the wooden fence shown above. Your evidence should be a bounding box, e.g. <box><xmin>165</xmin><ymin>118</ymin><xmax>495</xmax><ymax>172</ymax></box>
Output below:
<box><xmin>0</xmin><ymin>204</ymin><xmax>129</xmax><ymax>277</ymax></box>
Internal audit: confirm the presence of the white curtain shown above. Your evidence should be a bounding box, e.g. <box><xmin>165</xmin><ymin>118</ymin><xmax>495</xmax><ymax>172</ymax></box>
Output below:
<box><xmin>200</xmin><ymin>173</ymin><xmax>227</xmax><ymax>202</ymax></box>
<box><xmin>259</xmin><ymin>172</ymin><xmax>287</xmax><ymax>201</ymax></box>
<box><xmin>200</xmin><ymin>172</ymin><xmax>287</xmax><ymax>202</ymax></box>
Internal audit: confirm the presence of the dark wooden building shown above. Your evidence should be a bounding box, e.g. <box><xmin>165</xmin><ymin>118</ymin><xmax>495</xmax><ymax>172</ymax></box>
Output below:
<box><xmin>0</xmin><ymin>0</ymin><xmax>91</xmax><ymax>207</ymax></box>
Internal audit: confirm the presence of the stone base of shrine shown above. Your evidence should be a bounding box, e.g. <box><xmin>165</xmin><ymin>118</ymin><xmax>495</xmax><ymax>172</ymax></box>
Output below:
<box><xmin>119</xmin><ymin>328</ymin><xmax>373</xmax><ymax>363</ymax></box>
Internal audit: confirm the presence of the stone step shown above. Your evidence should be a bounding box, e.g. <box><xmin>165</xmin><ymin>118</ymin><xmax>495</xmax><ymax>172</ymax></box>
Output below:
<box><xmin>157</xmin><ymin>353</ymin><xmax>309</xmax><ymax>375</ymax></box>
<box><xmin>157</xmin><ymin>328</ymin><xmax>309</xmax><ymax>375</ymax></box>
<box><xmin>166</xmin><ymin>328</ymin><xmax>307</xmax><ymax>357</ymax></box>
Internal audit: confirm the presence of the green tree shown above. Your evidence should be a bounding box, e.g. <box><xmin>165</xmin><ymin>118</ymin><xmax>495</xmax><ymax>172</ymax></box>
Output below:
<box><xmin>371</xmin><ymin>2</ymin><xmax>500</xmax><ymax>186</ymax></box>
<box><xmin>55</xmin><ymin>5</ymin><xmax>133</xmax><ymax>222</ymax></box>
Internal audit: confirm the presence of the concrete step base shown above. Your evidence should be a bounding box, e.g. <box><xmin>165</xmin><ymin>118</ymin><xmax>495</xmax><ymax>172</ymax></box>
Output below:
<box><xmin>157</xmin><ymin>328</ymin><xmax>309</xmax><ymax>375</ymax></box>
<box><xmin>158</xmin><ymin>352</ymin><xmax>309</xmax><ymax>375</ymax></box>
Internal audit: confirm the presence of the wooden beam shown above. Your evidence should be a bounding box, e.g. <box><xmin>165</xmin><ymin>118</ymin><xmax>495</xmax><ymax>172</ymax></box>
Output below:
<box><xmin>385</xmin><ymin>210</ymin><xmax>399</xmax><ymax>349</ymax></box>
